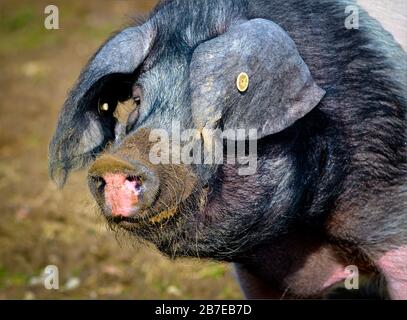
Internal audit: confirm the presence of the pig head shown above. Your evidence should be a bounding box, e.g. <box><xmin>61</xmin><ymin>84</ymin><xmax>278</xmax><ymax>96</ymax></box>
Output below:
<box><xmin>49</xmin><ymin>12</ymin><xmax>324</xmax><ymax>259</ymax></box>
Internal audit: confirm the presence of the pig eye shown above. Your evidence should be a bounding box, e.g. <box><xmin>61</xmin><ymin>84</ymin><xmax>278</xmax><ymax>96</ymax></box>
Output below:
<box><xmin>133</xmin><ymin>96</ymin><xmax>141</xmax><ymax>107</ymax></box>
<box><xmin>98</xmin><ymin>99</ymin><xmax>117</xmax><ymax>115</ymax></box>
<box><xmin>132</xmin><ymin>86</ymin><xmax>143</xmax><ymax>107</ymax></box>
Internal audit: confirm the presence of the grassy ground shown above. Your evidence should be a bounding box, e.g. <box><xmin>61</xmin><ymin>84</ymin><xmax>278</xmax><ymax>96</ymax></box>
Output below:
<box><xmin>0</xmin><ymin>0</ymin><xmax>242</xmax><ymax>299</ymax></box>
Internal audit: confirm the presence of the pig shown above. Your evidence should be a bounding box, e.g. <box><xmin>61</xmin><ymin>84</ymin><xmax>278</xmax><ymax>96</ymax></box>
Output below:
<box><xmin>49</xmin><ymin>0</ymin><xmax>407</xmax><ymax>299</ymax></box>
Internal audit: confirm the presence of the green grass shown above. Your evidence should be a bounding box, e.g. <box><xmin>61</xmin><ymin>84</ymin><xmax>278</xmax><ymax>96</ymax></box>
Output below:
<box><xmin>0</xmin><ymin>265</ymin><xmax>8</xmax><ymax>288</ymax></box>
<box><xmin>0</xmin><ymin>265</ymin><xmax>32</xmax><ymax>288</ymax></box>
<box><xmin>198</xmin><ymin>264</ymin><xmax>227</xmax><ymax>279</ymax></box>
<box><xmin>0</xmin><ymin>5</ymin><xmax>60</xmax><ymax>55</ymax></box>
<box><xmin>0</xmin><ymin>3</ymin><xmax>120</xmax><ymax>57</ymax></box>
<box><xmin>1</xmin><ymin>7</ymin><xmax>35</xmax><ymax>32</ymax></box>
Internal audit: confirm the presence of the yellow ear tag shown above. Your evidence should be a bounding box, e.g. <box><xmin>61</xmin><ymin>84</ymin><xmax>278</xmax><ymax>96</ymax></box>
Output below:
<box><xmin>236</xmin><ymin>72</ymin><xmax>249</xmax><ymax>92</ymax></box>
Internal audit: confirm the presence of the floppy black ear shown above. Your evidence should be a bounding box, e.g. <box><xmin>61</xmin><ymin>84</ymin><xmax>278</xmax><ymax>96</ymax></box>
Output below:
<box><xmin>190</xmin><ymin>19</ymin><xmax>325</xmax><ymax>138</ymax></box>
<box><xmin>49</xmin><ymin>23</ymin><xmax>154</xmax><ymax>187</ymax></box>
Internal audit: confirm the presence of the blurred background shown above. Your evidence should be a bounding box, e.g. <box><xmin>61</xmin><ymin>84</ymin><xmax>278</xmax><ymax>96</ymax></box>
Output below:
<box><xmin>0</xmin><ymin>0</ymin><xmax>242</xmax><ymax>299</ymax></box>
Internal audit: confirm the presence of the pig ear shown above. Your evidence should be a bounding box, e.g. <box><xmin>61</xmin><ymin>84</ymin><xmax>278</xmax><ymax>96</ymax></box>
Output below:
<box><xmin>190</xmin><ymin>19</ymin><xmax>325</xmax><ymax>138</ymax></box>
<box><xmin>49</xmin><ymin>24</ymin><xmax>154</xmax><ymax>187</ymax></box>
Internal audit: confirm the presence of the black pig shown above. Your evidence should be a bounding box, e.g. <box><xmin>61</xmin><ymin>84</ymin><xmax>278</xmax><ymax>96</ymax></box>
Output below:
<box><xmin>49</xmin><ymin>0</ymin><xmax>407</xmax><ymax>299</ymax></box>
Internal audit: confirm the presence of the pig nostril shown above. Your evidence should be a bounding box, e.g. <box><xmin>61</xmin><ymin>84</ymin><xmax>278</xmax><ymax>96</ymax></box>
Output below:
<box><xmin>126</xmin><ymin>175</ymin><xmax>142</xmax><ymax>184</ymax></box>
<box><xmin>126</xmin><ymin>175</ymin><xmax>143</xmax><ymax>192</ymax></box>
<box><xmin>93</xmin><ymin>176</ymin><xmax>106</xmax><ymax>195</ymax></box>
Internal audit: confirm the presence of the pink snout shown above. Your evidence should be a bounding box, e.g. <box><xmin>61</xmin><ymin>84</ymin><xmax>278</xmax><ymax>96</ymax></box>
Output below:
<box><xmin>103</xmin><ymin>173</ymin><xmax>142</xmax><ymax>217</ymax></box>
<box><xmin>88</xmin><ymin>154</ymin><xmax>159</xmax><ymax>219</ymax></box>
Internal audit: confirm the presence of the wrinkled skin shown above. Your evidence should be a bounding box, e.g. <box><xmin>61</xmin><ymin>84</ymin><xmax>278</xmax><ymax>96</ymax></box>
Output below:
<box><xmin>49</xmin><ymin>0</ymin><xmax>407</xmax><ymax>299</ymax></box>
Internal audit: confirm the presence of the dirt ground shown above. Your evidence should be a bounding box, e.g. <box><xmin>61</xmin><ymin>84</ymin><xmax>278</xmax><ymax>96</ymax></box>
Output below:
<box><xmin>0</xmin><ymin>0</ymin><xmax>242</xmax><ymax>299</ymax></box>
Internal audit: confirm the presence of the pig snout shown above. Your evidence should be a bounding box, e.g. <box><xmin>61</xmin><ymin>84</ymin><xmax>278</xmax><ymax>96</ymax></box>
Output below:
<box><xmin>88</xmin><ymin>154</ymin><xmax>159</xmax><ymax>218</ymax></box>
<box><xmin>103</xmin><ymin>173</ymin><xmax>142</xmax><ymax>217</ymax></box>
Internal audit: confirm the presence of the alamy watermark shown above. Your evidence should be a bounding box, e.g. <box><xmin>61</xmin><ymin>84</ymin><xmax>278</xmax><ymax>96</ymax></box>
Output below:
<box><xmin>344</xmin><ymin>265</ymin><xmax>359</xmax><ymax>290</ymax></box>
<box><xmin>345</xmin><ymin>5</ymin><xmax>359</xmax><ymax>30</ymax></box>
<box><xmin>149</xmin><ymin>121</ymin><xmax>258</xmax><ymax>175</ymax></box>
<box><xmin>44</xmin><ymin>5</ymin><xmax>59</xmax><ymax>30</ymax></box>
<box><xmin>44</xmin><ymin>265</ymin><xmax>59</xmax><ymax>290</ymax></box>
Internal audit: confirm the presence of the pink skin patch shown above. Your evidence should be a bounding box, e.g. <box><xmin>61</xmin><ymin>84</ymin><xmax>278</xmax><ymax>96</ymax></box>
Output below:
<box><xmin>103</xmin><ymin>173</ymin><xmax>141</xmax><ymax>217</ymax></box>
<box><xmin>377</xmin><ymin>245</ymin><xmax>407</xmax><ymax>300</ymax></box>
<box><xmin>323</xmin><ymin>265</ymin><xmax>349</xmax><ymax>289</ymax></box>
